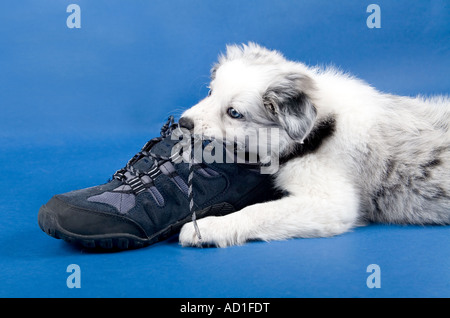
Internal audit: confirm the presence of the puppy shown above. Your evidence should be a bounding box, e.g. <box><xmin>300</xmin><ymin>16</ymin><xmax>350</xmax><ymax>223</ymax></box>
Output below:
<box><xmin>179</xmin><ymin>43</ymin><xmax>450</xmax><ymax>247</ymax></box>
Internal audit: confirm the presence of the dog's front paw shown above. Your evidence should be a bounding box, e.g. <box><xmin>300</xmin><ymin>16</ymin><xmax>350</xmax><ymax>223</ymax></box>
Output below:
<box><xmin>179</xmin><ymin>216</ymin><xmax>241</xmax><ymax>248</ymax></box>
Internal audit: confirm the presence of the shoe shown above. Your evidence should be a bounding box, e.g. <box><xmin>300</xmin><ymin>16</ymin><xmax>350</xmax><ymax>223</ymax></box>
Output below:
<box><xmin>38</xmin><ymin>116</ymin><xmax>280</xmax><ymax>250</ymax></box>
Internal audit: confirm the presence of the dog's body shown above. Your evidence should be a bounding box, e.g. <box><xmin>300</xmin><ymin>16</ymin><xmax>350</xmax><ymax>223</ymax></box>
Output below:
<box><xmin>179</xmin><ymin>43</ymin><xmax>450</xmax><ymax>247</ymax></box>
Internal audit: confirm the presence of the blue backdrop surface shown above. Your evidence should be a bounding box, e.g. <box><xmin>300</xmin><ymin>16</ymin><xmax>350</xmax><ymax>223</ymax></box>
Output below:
<box><xmin>0</xmin><ymin>0</ymin><xmax>449</xmax><ymax>298</ymax></box>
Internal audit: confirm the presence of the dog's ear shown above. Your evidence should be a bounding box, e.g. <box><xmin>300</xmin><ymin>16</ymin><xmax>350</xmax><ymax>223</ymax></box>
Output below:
<box><xmin>263</xmin><ymin>74</ymin><xmax>317</xmax><ymax>142</ymax></box>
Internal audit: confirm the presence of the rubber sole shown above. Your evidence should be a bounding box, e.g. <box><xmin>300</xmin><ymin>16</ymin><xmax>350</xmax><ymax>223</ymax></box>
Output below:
<box><xmin>38</xmin><ymin>202</ymin><xmax>235</xmax><ymax>250</ymax></box>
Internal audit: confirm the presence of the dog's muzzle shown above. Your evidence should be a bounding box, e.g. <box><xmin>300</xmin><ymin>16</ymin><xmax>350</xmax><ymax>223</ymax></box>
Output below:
<box><xmin>178</xmin><ymin>117</ymin><xmax>194</xmax><ymax>131</ymax></box>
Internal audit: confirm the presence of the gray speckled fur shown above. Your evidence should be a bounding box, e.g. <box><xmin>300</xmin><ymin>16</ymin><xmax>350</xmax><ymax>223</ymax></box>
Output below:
<box><xmin>350</xmin><ymin>96</ymin><xmax>450</xmax><ymax>224</ymax></box>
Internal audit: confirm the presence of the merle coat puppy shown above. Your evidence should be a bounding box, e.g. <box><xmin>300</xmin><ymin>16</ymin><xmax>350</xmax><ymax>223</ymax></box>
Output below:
<box><xmin>178</xmin><ymin>43</ymin><xmax>450</xmax><ymax>247</ymax></box>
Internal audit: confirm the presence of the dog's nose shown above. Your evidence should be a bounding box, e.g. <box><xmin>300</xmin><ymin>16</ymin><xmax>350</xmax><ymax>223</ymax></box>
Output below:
<box><xmin>179</xmin><ymin>117</ymin><xmax>195</xmax><ymax>131</ymax></box>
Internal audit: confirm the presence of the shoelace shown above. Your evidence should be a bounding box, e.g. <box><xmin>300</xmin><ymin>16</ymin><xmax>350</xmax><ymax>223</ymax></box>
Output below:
<box><xmin>188</xmin><ymin>136</ymin><xmax>202</xmax><ymax>240</ymax></box>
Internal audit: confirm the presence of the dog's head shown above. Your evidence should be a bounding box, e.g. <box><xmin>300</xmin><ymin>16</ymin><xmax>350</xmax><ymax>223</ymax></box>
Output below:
<box><xmin>181</xmin><ymin>43</ymin><xmax>317</xmax><ymax>159</ymax></box>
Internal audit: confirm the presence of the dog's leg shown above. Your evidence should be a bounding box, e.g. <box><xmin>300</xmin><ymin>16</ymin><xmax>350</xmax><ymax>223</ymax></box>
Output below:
<box><xmin>179</xmin><ymin>167</ymin><xmax>360</xmax><ymax>247</ymax></box>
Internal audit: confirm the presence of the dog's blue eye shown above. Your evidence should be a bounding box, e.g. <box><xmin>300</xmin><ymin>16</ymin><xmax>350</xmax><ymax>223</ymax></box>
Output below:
<box><xmin>227</xmin><ymin>107</ymin><xmax>244</xmax><ymax>119</ymax></box>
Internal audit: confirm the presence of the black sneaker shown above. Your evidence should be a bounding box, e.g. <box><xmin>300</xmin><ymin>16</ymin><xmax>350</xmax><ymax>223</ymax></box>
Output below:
<box><xmin>38</xmin><ymin>116</ymin><xmax>279</xmax><ymax>250</ymax></box>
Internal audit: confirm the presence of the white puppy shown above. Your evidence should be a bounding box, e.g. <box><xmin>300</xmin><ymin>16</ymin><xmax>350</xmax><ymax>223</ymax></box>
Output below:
<box><xmin>179</xmin><ymin>43</ymin><xmax>450</xmax><ymax>247</ymax></box>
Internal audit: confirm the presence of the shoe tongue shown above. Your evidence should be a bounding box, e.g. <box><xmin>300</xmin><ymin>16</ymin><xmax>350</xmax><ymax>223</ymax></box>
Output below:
<box><xmin>149</xmin><ymin>135</ymin><xmax>180</xmax><ymax>158</ymax></box>
<box><xmin>132</xmin><ymin>135</ymin><xmax>180</xmax><ymax>172</ymax></box>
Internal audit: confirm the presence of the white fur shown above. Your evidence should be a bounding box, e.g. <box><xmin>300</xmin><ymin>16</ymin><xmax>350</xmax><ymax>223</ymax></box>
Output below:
<box><xmin>179</xmin><ymin>43</ymin><xmax>450</xmax><ymax>247</ymax></box>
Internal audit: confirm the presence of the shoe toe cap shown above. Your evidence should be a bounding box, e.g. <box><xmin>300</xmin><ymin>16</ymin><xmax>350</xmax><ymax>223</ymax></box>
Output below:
<box><xmin>39</xmin><ymin>195</ymin><xmax>148</xmax><ymax>239</ymax></box>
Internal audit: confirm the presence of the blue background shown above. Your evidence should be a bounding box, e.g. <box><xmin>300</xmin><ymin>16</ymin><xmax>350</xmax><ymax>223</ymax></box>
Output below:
<box><xmin>0</xmin><ymin>0</ymin><xmax>449</xmax><ymax>297</ymax></box>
